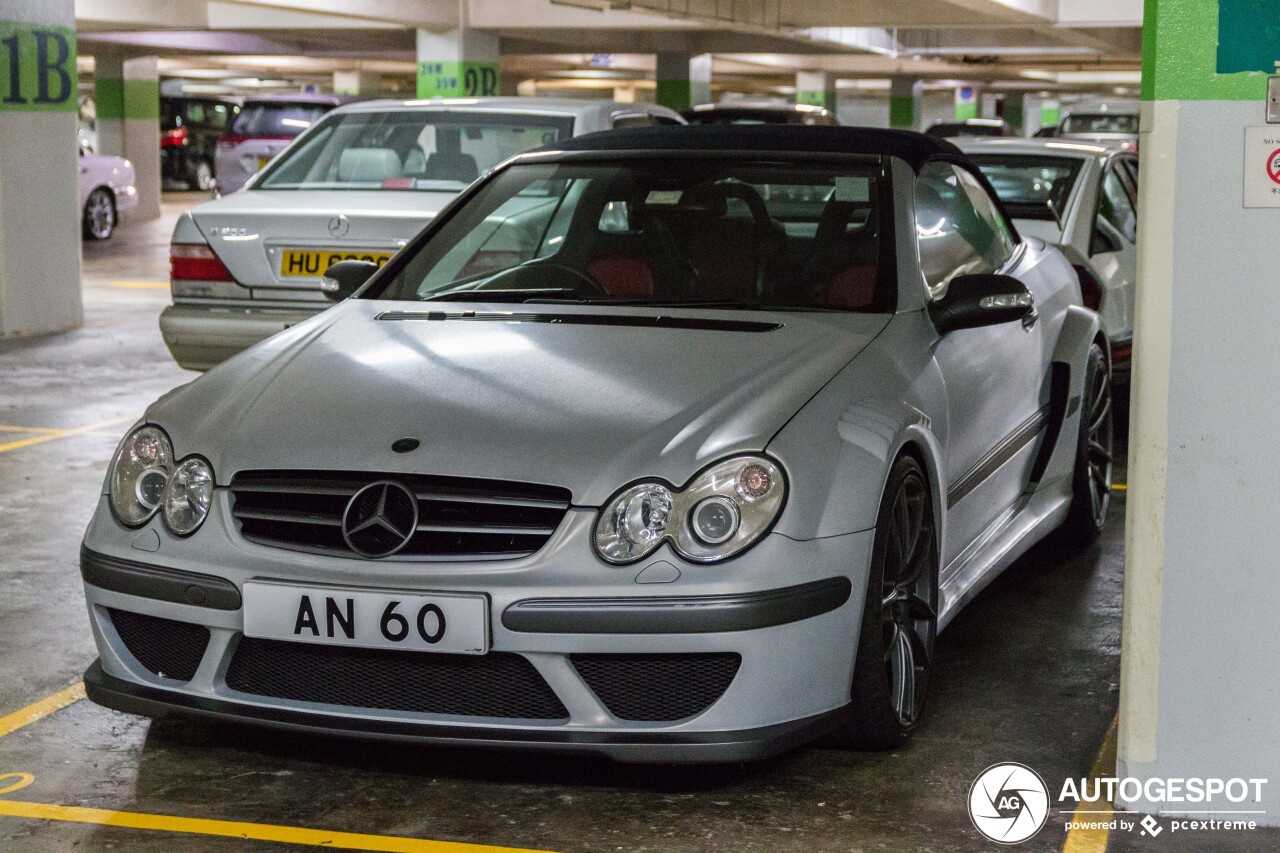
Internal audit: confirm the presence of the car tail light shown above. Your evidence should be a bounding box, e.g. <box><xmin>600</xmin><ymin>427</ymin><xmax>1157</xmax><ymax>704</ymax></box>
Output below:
<box><xmin>1073</xmin><ymin>265</ymin><xmax>1103</xmax><ymax>311</ymax></box>
<box><xmin>161</xmin><ymin>127</ymin><xmax>189</xmax><ymax>148</ymax></box>
<box><xmin>1110</xmin><ymin>342</ymin><xmax>1132</xmax><ymax>363</ymax></box>
<box><xmin>171</xmin><ymin>244</ymin><xmax>233</xmax><ymax>282</ymax></box>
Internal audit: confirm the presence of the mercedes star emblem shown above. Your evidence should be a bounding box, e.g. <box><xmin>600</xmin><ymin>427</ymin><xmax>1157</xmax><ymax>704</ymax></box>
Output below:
<box><xmin>327</xmin><ymin>213</ymin><xmax>350</xmax><ymax>238</ymax></box>
<box><xmin>341</xmin><ymin>480</ymin><xmax>419</xmax><ymax>558</ymax></box>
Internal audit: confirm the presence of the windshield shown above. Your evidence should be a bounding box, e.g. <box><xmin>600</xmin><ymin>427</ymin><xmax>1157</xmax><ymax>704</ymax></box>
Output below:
<box><xmin>1061</xmin><ymin>113</ymin><xmax>1138</xmax><ymax>135</ymax></box>
<box><xmin>230</xmin><ymin>102</ymin><xmax>331</xmax><ymax>139</ymax></box>
<box><xmin>969</xmin><ymin>154</ymin><xmax>1082</xmax><ymax>222</ymax></box>
<box><xmin>372</xmin><ymin>159</ymin><xmax>890</xmax><ymax>312</ymax></box>
<box><xmin>257</xmin><ymin>110</ymin><xmax>575</xmax><ymax>192</ymax></box>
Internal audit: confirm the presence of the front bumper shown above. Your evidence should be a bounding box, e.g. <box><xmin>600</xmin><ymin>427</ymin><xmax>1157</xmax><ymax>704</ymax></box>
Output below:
<box><xmin>80</xmin><ymin>498</ymin><xmax>873</xmax><ymax>763</ymax></box>
<box><xmin>159</xmin><ymin>301</ymin><xmax>327</xmax><ymax>370</ymax></box>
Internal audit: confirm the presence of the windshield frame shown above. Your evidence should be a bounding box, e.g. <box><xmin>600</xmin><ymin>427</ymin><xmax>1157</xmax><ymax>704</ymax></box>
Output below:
<box><xmin>356</xmin><ymin>148</ymin><xmax>899</xmax><ymax>315</ymax></box>
<box><xmin>249</xmin><ymin>106</ymin><xmax>579</xmax><ymax>193</ymax></box>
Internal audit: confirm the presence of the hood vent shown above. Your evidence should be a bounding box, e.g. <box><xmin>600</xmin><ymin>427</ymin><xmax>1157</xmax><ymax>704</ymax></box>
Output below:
<box><xmin>376</xmin><ymin>310</ymin><xmax>782</xmax><ymax>333</ymax></box>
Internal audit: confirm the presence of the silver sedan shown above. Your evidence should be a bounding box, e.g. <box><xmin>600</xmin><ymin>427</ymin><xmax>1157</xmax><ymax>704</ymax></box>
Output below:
<box><xmin>83</xmin><ymin>126</ymin><xmax>1112</xmax><ymax>762</ymax></box>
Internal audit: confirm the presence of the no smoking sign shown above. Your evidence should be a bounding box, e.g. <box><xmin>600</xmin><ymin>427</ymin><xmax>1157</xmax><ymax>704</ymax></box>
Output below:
<box><xmin>1243</xmin><ymin>127</ymin><xmax>1280</xmax><ymax>206</ymax></box>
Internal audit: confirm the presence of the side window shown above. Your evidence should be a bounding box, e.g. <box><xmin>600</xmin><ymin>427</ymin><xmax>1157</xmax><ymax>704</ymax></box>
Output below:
<box><xmin>1098</xmin><ymin>168</ymin><xmax>1137</xmax><ymax>244</ymax></box>
<box><xmin>914</xmin><ymin>162</ymin><xmax>1017</xmax><ymax>297</ymax></box>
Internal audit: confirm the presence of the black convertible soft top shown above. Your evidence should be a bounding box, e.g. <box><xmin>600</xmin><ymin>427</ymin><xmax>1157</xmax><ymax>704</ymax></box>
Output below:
<box><xmin>537</xmin><ymin>124</ymin><xmax>965</xmax><ymax>172</ymax></box>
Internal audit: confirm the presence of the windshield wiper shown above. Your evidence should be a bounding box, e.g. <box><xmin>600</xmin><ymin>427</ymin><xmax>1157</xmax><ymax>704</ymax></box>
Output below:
<box><xmin>422</xmin><ymin>288</ymin><xmax>584</xmax><ymax>303</ymax></box>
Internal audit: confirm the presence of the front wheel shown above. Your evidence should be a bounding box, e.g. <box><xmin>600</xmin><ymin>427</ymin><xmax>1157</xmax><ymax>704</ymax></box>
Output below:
<box><xmin>828</xmin><ymin>454</ymin><xmax>938</xmax><ymax>750</ymax></box>
<box><xmin>1062</xmin><ymin>342</ymin><xmax>1113</xmax><ymax>542</ymax></box>
<box><xmin>82</xmin><ymin>188</ymin><xmax>115</xmax><ymax>240</ymax></box>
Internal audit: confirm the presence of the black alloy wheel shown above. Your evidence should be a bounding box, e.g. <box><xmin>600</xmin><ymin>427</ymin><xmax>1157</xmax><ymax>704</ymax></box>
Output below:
<box><xmin>1064</xmin><ymin>342</ymin><xmax>1113</xmax><ymax>541</ymax></box>
<box><xmin>829</xmin><ymin>454</ymin><xmax>938</xmax><ymax>749</ymax></box>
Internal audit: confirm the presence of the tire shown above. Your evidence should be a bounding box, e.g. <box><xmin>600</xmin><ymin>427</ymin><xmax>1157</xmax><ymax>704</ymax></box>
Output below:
<box><xmin>82</xmin><ymin>188</ymin><xmax>115</xmax><ymax>240</ymax></box>
<box><xmin>1062</xmin><ymin>342</ymin><xmax>1113</xmax><ymax>542</ymax></box>
<box><xmin>828</xmin><ymin>454</ymin><xmax>939</xmax><ymax>750</ymax></box>
<box><xmin>192</xmin><ymin>160</ymin><xmax>215</xmax><ymax>192</ymax></box>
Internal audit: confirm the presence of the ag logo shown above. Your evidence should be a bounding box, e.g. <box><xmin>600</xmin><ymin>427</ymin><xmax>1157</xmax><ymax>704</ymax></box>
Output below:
<box><xmin>968</xmin><ymin>763</ymin><xmax>1050</xmax><ymax>844</ymax></box>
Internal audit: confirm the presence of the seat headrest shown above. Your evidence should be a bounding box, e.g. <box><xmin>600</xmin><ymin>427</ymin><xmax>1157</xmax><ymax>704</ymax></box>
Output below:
<box><xmin>336</xmin><ymin>148</ymin><xmax>403</xmax><ymax>183</ymax></box>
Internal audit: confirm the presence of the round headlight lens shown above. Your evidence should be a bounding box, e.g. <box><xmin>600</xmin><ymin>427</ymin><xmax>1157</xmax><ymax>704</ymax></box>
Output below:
<box><xmin>109</xmin><ymin>426</ymin><xmax>174</xmax><ymax>526</ymax></box>
<box><xmin>691</xmin><ymin>496</ymin><xmax>740</xmax><ymax>545</ymax></box>
<box><xmin>594</xmin><ymin>483</ymin><xmax>674</xmax><ymax>563</ymax></box>
<box><xmin>162</xmin><ymin>457</ymin><xmax>215</xmax><ymax>535</ymax></box>
<box><xmin>593</xmin><ymin>456</ymin><xmax>785</xmax><ymax>565</ymax></box>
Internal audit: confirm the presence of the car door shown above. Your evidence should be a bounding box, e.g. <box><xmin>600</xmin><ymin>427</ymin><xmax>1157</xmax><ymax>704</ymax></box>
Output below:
<box><xmin>1087</xmin><ymin>158</ymin><xmax>1138</xmax><ymax>345</ymax></box>
<box><xmin>916</xmin><ymin>162</ymin><xmax>1049</xmax><ymax>567</ymax></box>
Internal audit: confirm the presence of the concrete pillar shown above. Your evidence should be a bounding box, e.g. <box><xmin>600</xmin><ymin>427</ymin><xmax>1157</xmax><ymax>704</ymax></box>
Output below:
<box><xmin>1117</xmin><ymin>0</ymin><xmax>1280</xmax><ymax>825</ymax></box>
<box><xmin>1003</xmin><ymin>93</ymin><xmax>1026</xmax><ymax>136</ymax></box>
<box><xmin>954</xmin><ymin>84</ymin><xmax>979</xmax><ymax>121</ymax></box>
<box><xmin>655</xmin><ymin>52</ymin><xmax>711</xmax><ymax>112</ymax></box>
<box><xmin>889</xmin><ymin>76</ymin><xmax>922</xmax><ymax>130</ymax></box>
<box><xmin>979</xmin><ymin>91</ymin><xmax>1000</xmax><ymax>119</ymax></box>
<box><xmin>333</xmin><ymin>70</ymin><xmax>381</xmax><ymax>96</ymax></box>
<box><xmin>95</xmin><ymin>54</ymin><xmax>160</xmax><ymax>220</ymax></box>
<box><xmin>0</xmin><ymin>0</ymin><xmax>81</xmax><ymax>336</ymax></box>
<box><xmin>1039</xmin><ymin>98</ymin><xmax>1060</xmax><ymax>130</ymax></box>
<box><xmin>795</xmin><ymin>70</ymin><xmax>835</xmax><ymax>111</ymax></box>
<box><xmin>416</xmin><ymin>28</ymin><xmax>499</xmax><ymax>98</ymax></box>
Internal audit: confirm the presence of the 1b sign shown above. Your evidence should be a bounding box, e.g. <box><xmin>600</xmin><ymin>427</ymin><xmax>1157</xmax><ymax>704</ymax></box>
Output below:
<box><xmin>0</xmin><ymin>21</ymin><xmax>76</xmax><ymax>112</ymax></box>
<box><xmin>1243</xmin><ymin>126</ymin><xmax>1280</xmax><ymax>207</ymax></box>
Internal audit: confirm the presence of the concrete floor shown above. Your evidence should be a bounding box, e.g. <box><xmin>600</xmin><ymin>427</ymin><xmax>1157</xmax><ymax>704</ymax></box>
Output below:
<box><xmin>0</xmin><ymin>198</ymin><xmax>1271</xmax><ymax>852</ymax></box>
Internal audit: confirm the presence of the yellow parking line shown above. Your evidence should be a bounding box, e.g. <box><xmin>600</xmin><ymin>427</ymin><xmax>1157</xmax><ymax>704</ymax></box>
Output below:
<box><xmin>110</xmin><ymin>281</ymin><xmax>169</xmax><ymax>289</ymax></box>
<box><xmin>1111</xmin><ymin>483</ymin><xmax>1128</xmax><ymax>491</ymax></box>
<box><xmin>0</xmin><ymin>792</ymin><xmax>554</xmax><ymax>853</ymax></box>
<box><xmin>1062</xmin><ymin>713</ymin><xmax>1119</xmax><ymax>853</ymax></box>
<box><xmin>0</xmin><ymin>683</ymin><xmax>86</xmax><ymax>739</ymax></box>
<box><xmin>0</xmin><ymin>416</ymin><xmax>134</xmax><ymax>454</ymax></box>
<box><xmin>0</xmin><ymin>425</ymin><xmax>62</xmax><ymax>434</ymax></box>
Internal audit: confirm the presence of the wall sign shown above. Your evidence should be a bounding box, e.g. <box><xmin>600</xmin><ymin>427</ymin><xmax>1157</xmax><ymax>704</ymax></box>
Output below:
<box><xmin>417</xmin><ymin>61</ymin><xmax>499</xmax><ymax>99</ymax></box>
<box><xmin>0</xmin><ymin>20</ymin><xmax>76</xmax><ymax>112</ymax></box>
<box><xmin>1242</xmin><ymin>126</ymin><xmax>1280</xmax><ymax>207</ymax></box>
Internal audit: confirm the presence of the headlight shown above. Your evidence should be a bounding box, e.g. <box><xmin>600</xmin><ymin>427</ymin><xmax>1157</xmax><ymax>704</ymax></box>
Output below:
<box><xmin>109</xmin><ymin>426</ymin><xmax>174</xmax><ymax>526</ymax></box>
<box><xmin>108</xmin><ymin>425</ymin><xmax>215</xmax><ymax>534</ymax></box>
<box><xmin>594</xmin><ymin>456</ymin><xmax>785</xmax><ymax>565</ymax></box>
<box><xmin>162</xmin><ymin>457</ymin><xmax>214</xmax><ymax>535</ymax></box>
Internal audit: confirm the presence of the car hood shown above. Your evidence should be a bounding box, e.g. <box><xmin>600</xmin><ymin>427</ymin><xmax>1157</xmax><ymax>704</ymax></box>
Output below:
<box><xmin>149</xmin><ymin>301</ymin><xmax>889</xmax><ymax>505</ymax></box>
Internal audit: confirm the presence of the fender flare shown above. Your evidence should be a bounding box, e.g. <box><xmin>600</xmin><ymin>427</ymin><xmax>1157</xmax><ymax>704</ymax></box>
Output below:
<box><xmin>1038</xmin><ymin>305</ymin><xmax>1104</xmax><ymax>486</ymax></box>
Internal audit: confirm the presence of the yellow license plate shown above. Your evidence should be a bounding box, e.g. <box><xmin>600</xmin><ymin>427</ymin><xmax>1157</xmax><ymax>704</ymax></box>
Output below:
<box><xmin>280</xmin><ymin>249</ymin><xmax>395</xmax><ymax>278</ymax></box>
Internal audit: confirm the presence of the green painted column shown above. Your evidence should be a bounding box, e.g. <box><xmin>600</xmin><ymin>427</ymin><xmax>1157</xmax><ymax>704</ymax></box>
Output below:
<box><xmin>416</xmin><ymin>28</ymin><xmax>500</xmax><ymax>98</ymax></box>
<box><xmin>1002</xmin><ymin>94</ymin><xmax>1025</xmax><ymax>135</ymax></box>
<box><xmin>0</xmin><ymin>0</ymin><xmax>81</xmax><ymax>335</ymax></box>
<box><xmin>656</xmin><ymin>52</ymin><xmax>711</xmax><ymax>112</ymax></box>
<box><xmin>954</xmin><ymin>85</ymin><xmax>979</xmax><ymax>121</ymax></box>
<box><xmin>1039</xmin><ymin>99</ymin><xmax>1060</xmax><ymax>130</ymax></box>
<box><xmin>1116</xmin><ymin>0</ymin><xmax>1280</xmax><ymax>825</ymax></box>
<box><xmin>889</xmin><ymin>76</ymin><xmax>921</xmax><ymax>130</ymax></box>
<box><xmin>96</xmin><ymin>54</ymin><xmax>159</xmax><ymax>217</ymax></box>
<box><xmin>796</xmin><ymin>70</ymin><xmax>836</xmax><ymax>112</ymax></box>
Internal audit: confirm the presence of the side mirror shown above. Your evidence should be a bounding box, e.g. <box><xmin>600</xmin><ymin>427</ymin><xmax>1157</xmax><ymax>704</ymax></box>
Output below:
<box><xmin>321</xmin><ymin>260</ymin><xmax>379</xmax><ymax>303</ymax></box>
<box><xmin>929</xmin><ymin>273</ymin><xmax>1035</xmax><ymax>335</ymax></box>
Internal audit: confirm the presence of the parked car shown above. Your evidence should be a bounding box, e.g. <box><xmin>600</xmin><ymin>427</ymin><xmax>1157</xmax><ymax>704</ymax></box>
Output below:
<box><xmin>1057</xmin><ymin>98</ymin><xmax>1139</xmax><ymax>149</ymax></box>
<box><xmin>159</xmin><ymin>97</ymin><xmax>685</xmax><ymax>370</ymax></box>
<box><xmin>161</xmin><ymin>96</ymin><xmax>240</xmax><ymax>191</ymax></box>
<box><xmin>924</xmin><ymin>118</ymin><xmax>1013</xmax><ymax>138</ymax></box>
<box><xmin>959</xmin><ymin>137</ymin><xmax>1138</xmax><ymax>381</ymax></box>
<box><xmin>79</xmin><ymin>145</ymin><xmax>137</xmax><ymax>240</ymax></box>
<box><xmin>215</xmin><ymin>94</ymin><xmax>349</xmax><ymax>195</ymax></box>
<box><xmin>84</xmin><ymin>125</ymin><xmax>1112</xmax><ymax>762</ymax></box>
<box><xmin>683</xmin><ymin>102</ymin><xmax>838</xmax><ymax>125</ymax></box>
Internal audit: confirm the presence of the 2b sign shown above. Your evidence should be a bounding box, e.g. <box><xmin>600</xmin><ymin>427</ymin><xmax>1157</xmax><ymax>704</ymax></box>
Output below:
<box><xmin>417</xmin><ymin>61</ymin><xmax>499</xmax><ymax>98</ymax></box>
<box><xmin>0</xmin><ymin>21</ymin><xmax>76</xmax><ymax>112</ymax></box>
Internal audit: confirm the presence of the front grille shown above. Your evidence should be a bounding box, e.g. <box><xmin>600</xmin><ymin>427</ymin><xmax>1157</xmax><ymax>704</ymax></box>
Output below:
<box><xmin>571</xmin><ymin>653</ymin><xmax>742</xmax><ymax>722</ymax></box>
<box><xmin>230</xmin><ymin>470</ymin><xmax>572</xmax><ymax>560</ymax></box>
<box><xmin>108</xmin><ymin>609</ymin><xmax>210</xmax><ymax>682</ymax></box>
<box><xmin>225</xmin><ymin>638</ymin><xmax>569</xmax><ymax>720</ymax></box>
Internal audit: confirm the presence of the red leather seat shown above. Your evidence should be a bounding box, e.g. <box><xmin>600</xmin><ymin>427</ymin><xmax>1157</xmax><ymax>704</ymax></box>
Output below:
<box><xmin>585</xmin><ymin>256</ymin><xmax>655</xmax><ymax>297</ymax></box>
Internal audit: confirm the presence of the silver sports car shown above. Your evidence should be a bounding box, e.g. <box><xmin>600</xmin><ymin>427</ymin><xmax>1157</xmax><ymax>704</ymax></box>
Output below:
<box><xmin>81</xmin><ymin>126</ymin><xmax>1113</xmax><ymax>762</ymax></box>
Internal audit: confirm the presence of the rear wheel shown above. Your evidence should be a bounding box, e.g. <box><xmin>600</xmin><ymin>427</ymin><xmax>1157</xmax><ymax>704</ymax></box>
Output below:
<box><xmin>829</xmin><ymin>454</ymin><xmax>938</xmax><ymax>749</ymax></box>
<box><xmin>82</xmin><ymin>188</ymin><xmax>115</xmax><ymax>240</ymax></box>
<box><xmin>1062</xmin><ymin>342</ymin><xmax>1113</xmax><ymax>542</ymax></box>
<box><xmin>192</xmin><ymin>160</ymin><xmax>215</xmax><ymax>192</ymax></box>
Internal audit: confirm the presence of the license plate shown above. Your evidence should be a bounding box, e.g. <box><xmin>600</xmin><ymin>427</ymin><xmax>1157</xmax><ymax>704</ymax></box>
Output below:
<box><xmin>242</xmin><ymin>582</ymin><xmax>488</xmax><ymax>654</ymax></box>
<box><xmin>279</xmin><ymin>249</ymin><xmax>394</xmax><ymax>278</ymax></box>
